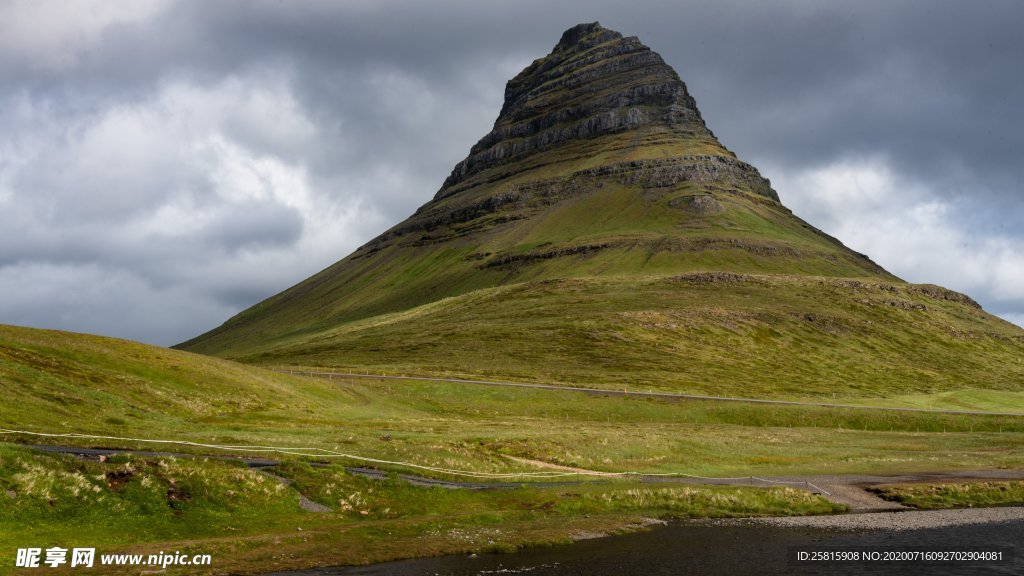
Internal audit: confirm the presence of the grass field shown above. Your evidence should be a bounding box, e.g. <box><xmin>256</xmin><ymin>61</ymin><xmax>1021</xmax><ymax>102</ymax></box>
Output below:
<box><xmin>3</xmin><ymin>323</ymin><xmax>1024</xmax><ymax>574</ymax></box>
<box><xmin>0</xmin><ymin>443</ymin><xmax>844</xmax><ymax>575</ymax></box>
<box><xmin>4</xmin><ymin>324</ymin><xmax>1024</xmax><ymax>479</ymax></box>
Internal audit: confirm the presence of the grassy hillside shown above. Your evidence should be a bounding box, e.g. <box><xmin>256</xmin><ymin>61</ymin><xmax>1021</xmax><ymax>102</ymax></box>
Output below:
<box><xmin>4</xmin><ymin>323</ymin><xmax>1024</xmax><ymax>573</ymax></box>
<box><xmin>3</xmin><ymin>323</ymin><xmax>1022</xmax><ymax>479</ymax></box>
<box><xmin>178</xmin><ymin>173</ymin><xmax>893</xmax><ymax>360</ymax></box>
<box><xmin>205</xmin><ymin>273</ymin><xmax>1023</xmax><ymax>401</ymax></box>
<box><xmin>0</xmin><ymin>323</ymin><xmax>356</xmax><ymax>440</ymax></box>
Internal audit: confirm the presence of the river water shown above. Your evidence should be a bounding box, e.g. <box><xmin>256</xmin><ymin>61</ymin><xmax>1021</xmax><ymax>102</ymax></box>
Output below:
<box><xmin>268</xmin><ymin>518</ymin><xmax>1021</xmax><ymax>576</ymax></box>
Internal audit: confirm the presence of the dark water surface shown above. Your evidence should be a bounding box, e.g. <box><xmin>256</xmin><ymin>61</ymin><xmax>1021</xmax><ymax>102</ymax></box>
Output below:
<box><xmin>268</xmin><ymin>519</ymin><xmax>1022</xmax><ymax>576</ymax></box>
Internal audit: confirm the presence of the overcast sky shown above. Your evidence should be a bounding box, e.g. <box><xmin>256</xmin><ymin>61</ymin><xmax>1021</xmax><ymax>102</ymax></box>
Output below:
<box><xmin>2</xmin><ymin>0</ymin><xmax>1022</xmax><ymax>346</ymax></box>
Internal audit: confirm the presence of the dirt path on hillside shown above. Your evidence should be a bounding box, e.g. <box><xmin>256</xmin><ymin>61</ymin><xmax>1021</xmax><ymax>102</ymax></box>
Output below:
<box><xmin>501</xmin><ymin>455</ymin><xmax>610</xmax><ymax>475</ymax></box>
<box><xmin>283</xmin><ymin>369</ymin><xmax>1024</xmax><ymax>417</ymax></box>
<box><xmin>16</xmin><ymin>443</ymin><xmax>1024</xmax><ymax>513</ymax></box>
<box><xmin>484</xmin><ymin>454</ymin><xmax>1024</xmax><ymax>512</ymax></box>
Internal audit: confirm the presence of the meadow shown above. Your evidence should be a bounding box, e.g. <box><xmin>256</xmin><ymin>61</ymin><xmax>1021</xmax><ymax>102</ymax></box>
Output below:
<box><xmin>3</xmin><ymin>324</ymin><xmax>1023</xmax><ymax>574</ymax></box>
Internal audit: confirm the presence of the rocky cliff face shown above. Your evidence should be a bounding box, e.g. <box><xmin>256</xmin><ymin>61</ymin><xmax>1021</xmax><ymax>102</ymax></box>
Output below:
<box><xmin>435</xmin><ymin>22</ymin><xmax>775</xmax><ymax>202</ymax></box>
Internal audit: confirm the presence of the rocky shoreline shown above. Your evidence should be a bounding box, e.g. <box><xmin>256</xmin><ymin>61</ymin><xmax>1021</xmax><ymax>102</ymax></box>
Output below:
<box><xmin>703</xmin><ymin>505</ymin><xmax>1024</xmax><ymax>531</ymax></box>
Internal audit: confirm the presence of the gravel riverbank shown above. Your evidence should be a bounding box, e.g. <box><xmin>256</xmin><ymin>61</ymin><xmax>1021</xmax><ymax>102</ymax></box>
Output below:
<box><xmin>706</xmin><ymin>505</ymin><xmax>1024</xmax><ymax>531</ymax></box>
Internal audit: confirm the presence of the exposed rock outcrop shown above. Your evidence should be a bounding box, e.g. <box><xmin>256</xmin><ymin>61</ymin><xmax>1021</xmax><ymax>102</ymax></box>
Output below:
<box><xmin>436</xmin><ymin>22</ymin><xmax>724</xmax><ymax>196</ymax></box>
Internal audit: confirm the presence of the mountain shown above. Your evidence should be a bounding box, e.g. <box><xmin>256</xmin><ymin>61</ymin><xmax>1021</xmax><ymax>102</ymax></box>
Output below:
<box><xmin>177</xmin><ymin>23</ymin><xmax>1024</xmax><ymax>398</ymax></box>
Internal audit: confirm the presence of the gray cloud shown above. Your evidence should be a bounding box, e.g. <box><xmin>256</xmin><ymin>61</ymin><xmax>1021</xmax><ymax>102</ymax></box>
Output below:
<box><xmin>0</xmin><ymin>0</ymin><xmax>1021</xmax><ymax>345</ymax></box>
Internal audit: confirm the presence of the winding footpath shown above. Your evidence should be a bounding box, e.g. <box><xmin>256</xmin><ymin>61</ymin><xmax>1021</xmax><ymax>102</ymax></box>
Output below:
<box><xmin>21</xmin><ymin>444</ymin><xmax>1024</xmax><ymax>513</ymax></box>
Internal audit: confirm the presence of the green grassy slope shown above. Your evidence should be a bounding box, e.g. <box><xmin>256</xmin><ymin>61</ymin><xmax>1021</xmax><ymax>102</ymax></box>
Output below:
<box><xmin>233</xmin><ymin>274</ymin><xmax>1024</xmax><ymax>399</ymax></box>
<box><xmin>0</xmin><ymin>323</ymin><xmax>360</xmax><ymax>441</ymax></box>
<box><xmin>4</xmin><ymin>322</ymin><xmax>1022</xmax><ymax>479</ymax></box>
<box><xmin>175</xmin><ymin>174</ymin><xmax>907</xmax><ymax>373</ymax></box>
<box><xmin>5</xmin><ymin>322</ymin><xmax>1023</xmax><ymax>575</ymax></box>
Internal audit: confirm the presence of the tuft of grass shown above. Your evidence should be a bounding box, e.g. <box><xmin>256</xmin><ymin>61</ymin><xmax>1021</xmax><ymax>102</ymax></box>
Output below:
<box><xmin>0</xmin><ymin>444</ymin><xmax>302</xmax><ymax>570</ymax></box>
<box><xmin>554</xmin><ymin>485</ymin><xmax>843</xmax><ymax>517</ymax></box>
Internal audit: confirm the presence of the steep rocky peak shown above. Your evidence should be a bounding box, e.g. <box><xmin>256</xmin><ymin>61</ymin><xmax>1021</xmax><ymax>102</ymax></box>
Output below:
<box><xmin>497</xmin><ymin>22</ymin><xmax>633</xmax><ymax>122</ymax></box>
<box><xmin>554</xmin><ymin>22</ymin><xmax>622</xmax><ymax>52</ymax></box>
<box><xmin>437</xmin><ymin>22</ymin><xmax>720</xmax><ymax>197</ymax></box>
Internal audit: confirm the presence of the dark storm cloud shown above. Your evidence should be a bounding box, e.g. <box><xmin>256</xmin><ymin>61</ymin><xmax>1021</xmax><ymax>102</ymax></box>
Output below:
<box><xmin>663</xmin><ymin>3</ymin><xmax>1024</xmax><ymax>196</ymax></box>
<box><xmin>7</xmin><ymin>1</ymin><xmax>1021</xmax><ymax>187</ymax></box>
<box><xmin>0</xmin><ymin>0</ymin><xmax>1021</xmax><ymax>344</ymax></box>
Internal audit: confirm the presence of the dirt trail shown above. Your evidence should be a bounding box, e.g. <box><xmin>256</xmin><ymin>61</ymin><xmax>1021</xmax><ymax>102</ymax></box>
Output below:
<box><xmin>815</xmin><ymin>483</ymin><xmax>907</xmax><ymax>512</ymax></box>
<box><xmin>259</xmin><ymin>469</ymin><xmax>333</xmax><ymax>513</ymax></box>
<box><xmin>285</xmin><ymin>369</ymin><xmax>1024</xmax><ymax>417</ymax></box>
<box><xmin>19</xmin><ymin>443</ymin><xmax>1024</xmax><ymax>514</ymax></box>
<box><xmin>498</xmin><ymin>455</ymin><xmax>989</xmax><ymax>512</ymax></box>
<box><xmin>501</xmin><ymin>455</ymin><xmax>608</xmax><ymax>475</ymax></box>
